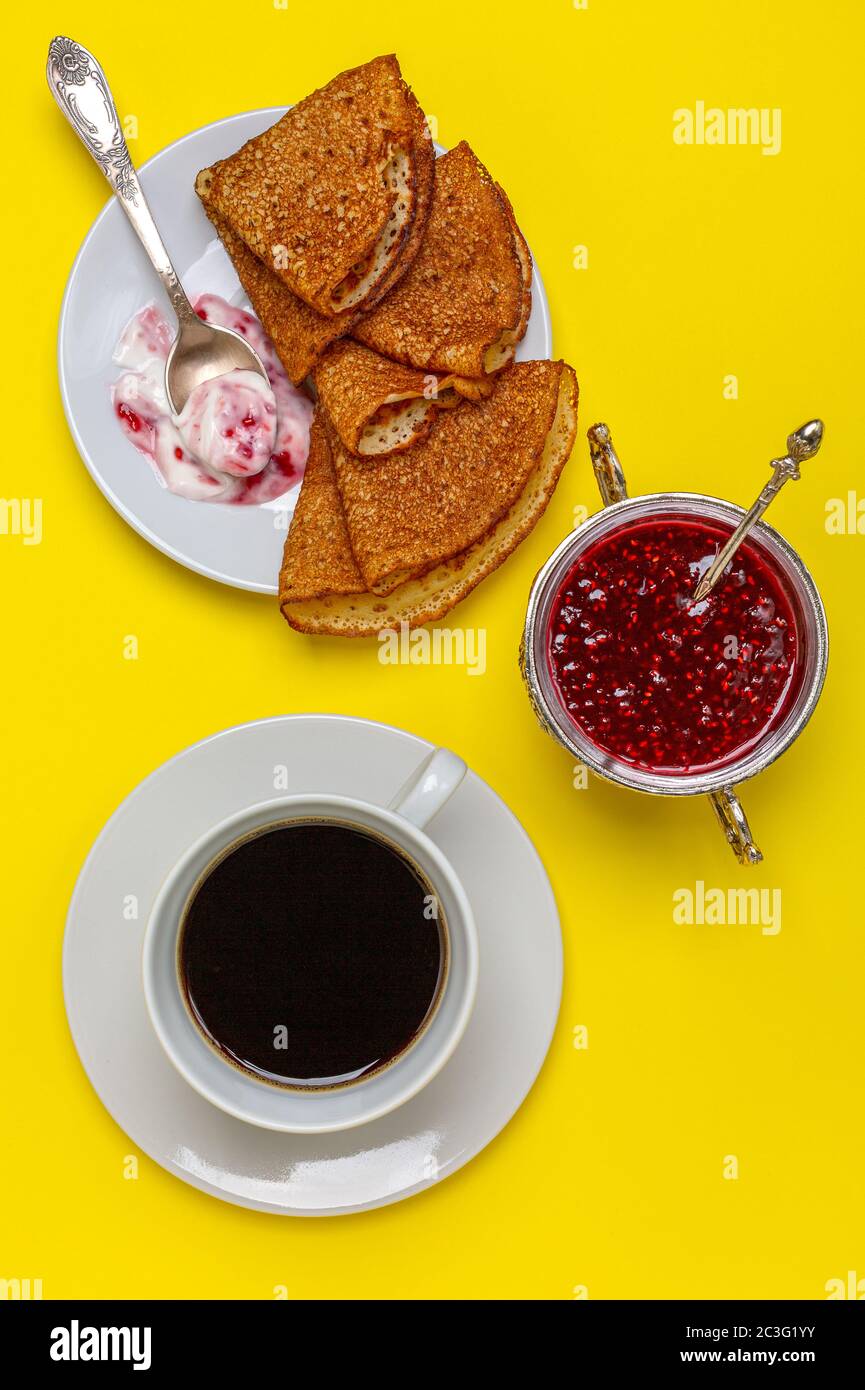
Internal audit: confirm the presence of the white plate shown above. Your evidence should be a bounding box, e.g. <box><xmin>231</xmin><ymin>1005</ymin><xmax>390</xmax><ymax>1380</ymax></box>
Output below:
<box><xmin>64</xmin><ymin>715</ymin><xmax>562</xmax><ymax>1216</ymax></box>
<box><xmin>57</xmin><ymin>111</ymin><xmax>554</xmax><ymax>593</ymax></box>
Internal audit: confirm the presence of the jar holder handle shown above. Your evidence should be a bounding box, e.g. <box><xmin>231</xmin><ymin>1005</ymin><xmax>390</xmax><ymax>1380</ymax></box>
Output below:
<box><xmin>588</xmin><ymin>423</ymin><xmax>628</xmax><ymax>506</ymax></box>
<box><xmin>708</xmin><ymin>788</ymin><xmax>763</xmax><ymax>866</ymax></box>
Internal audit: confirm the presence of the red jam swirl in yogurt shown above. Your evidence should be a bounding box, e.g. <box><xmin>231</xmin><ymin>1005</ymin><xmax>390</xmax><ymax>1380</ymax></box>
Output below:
<box><xmin>547</xmin><ymin>516</ymin><xmax>803</xmax><ymax>775</ymax></box>
<box><xmin>111</xmin><ymin>294</ymin><xmax>312</xmax><ymax>504</ymax></box>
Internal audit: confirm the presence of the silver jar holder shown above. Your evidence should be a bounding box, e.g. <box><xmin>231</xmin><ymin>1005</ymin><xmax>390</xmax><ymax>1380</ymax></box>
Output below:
<box><xmin>521</xmin><ymin>425</ymin><xmax>829</xmax><ymax>864</ymax></box>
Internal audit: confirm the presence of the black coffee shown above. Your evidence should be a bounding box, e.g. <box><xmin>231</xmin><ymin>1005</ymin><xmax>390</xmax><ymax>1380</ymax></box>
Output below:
<box><xmin>178</xmin><ymin>820</ymin><xmax>445</xmax><ymax>1088</ymax></box>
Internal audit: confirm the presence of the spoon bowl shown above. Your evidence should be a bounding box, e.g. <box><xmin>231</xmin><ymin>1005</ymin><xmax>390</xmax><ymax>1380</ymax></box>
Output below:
<box><xmin>165</xmin><ymin>309</ymin><xmax>267</xmax><ymax>414</ymax></box>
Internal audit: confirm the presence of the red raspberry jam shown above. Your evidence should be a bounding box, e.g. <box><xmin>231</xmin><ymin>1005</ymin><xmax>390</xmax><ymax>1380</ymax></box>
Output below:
<box><xmin>547</xmin><ymin>516</ymin><xmax>803</xmax><ymax>775</ymax></box>
<box><xmin>117</xmin><ymin>401</ymin><xmax>143</xmax><ymax>432</ymax></box>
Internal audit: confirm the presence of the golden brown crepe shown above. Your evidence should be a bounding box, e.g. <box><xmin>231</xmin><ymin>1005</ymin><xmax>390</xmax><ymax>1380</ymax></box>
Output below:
<box><xmin>201</xmin><ymin>56</ymin><xmax>435</xmax><ymax>318</ymax></box>
<box><xmin>278</xmin><ymin>411</ymin><xmax>367</xmax><ymax>605</ymax></box>
<box><xmin>195</xmin><ymin>179</ymin><xmax>359</xmax><ymax>385</ymax></box>
<box><xmin>353</xmin><ymin>141</ymin><xmax>532</xmax><ymax>379</ymax></box>
<box><xmin>279</xmin><ymin>363</ymin><xmax>578</xmax><ymax>635</ymax></box>
<box><xmin>327</xmin><ymin>360</ymin><xmax>567</xmax><ymax>595</ymax></box>
<box><xmin>313</xmin><ymin>339</ymin><xmax>490</xmax><ymax>457</ymax></box>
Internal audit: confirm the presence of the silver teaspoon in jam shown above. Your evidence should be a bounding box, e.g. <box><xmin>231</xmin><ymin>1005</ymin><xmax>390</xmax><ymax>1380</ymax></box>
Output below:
<box><xmin>693</xmin><ymin>419</ymin><xmax>824</xmax><ymax>602</ymax></box>
<box><xmin>47</xmin><ymin>36</ymin><xmax>268</xmax><ymax>413</ymax></box>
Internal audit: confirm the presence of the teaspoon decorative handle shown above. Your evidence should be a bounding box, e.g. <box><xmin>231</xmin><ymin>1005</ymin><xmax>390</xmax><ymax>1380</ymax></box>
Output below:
<box><xmin>46</xmin><ymin>36</ymin><xmax>196</xmax><ymax>325</ymax></box>
<box><xmin>692</xmin><ymin>419</ymin><xmax>824</xmax><ymax>602</ymax></box>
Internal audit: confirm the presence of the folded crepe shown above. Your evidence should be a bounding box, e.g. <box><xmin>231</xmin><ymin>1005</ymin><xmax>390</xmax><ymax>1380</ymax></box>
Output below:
<box><xmin>313</xmin><ymin>339</ymin><xmax>490</xmax><ymax>457</ymax></box>
<box><xmin>200</xmin><ymin>56</ymin><xmax>434</xmax><ymax>319</ymax></box>
<box><xmin>277</xmin><ymin>412</ymin><xmax>367</xmax><ymax>604</ymax></box>
<box><xmin>353</xmin><ymin>141</ymin><xmax>532</xmax><ymax>380</ymax></box>
<box><xmin>195</xmin><ymin>180</ymin><xmax>359</xmax><ymax>385</ymax></box>
<box><xmin>279</xmin><ymin>361</ymin><xmax>578</xmax><ymax>635</ymax></box>
<box><xmin>328</xmin><ymin>360</ymin><xmax>568</xmax><ymax>595</ymax></box>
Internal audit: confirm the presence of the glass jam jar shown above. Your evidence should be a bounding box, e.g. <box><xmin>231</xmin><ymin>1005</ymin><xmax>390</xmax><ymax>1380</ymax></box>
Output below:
<box><xmin>521</xmin><ymin>425</ymin><xmax>828</xmax><ymax>864</ymax></box>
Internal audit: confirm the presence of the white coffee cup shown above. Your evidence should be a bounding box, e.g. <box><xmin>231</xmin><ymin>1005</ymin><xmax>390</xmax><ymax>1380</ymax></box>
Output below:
<box><xmin>142</xmin><ymin>748</ymin><xmax>477</xmax><ymax>1134</ymax></box>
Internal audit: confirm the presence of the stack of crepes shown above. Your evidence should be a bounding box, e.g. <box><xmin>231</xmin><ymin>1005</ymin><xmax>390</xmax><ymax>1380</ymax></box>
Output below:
<box><xmin>196</xmin><ymin>55</ymin><xmax>579</xmax><ymax>634</ymax></box>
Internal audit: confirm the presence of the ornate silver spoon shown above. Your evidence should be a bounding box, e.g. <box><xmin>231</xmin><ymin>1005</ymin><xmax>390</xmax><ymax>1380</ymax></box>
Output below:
<box><xmin>46</xmin><ymin>36</ymin><xmax>267</xmax><ymax>413</ymax></box>
<box><xmin>693</xmin><ymin>420</ymin><xmax>824</xmax><ymax>602</ymax></box>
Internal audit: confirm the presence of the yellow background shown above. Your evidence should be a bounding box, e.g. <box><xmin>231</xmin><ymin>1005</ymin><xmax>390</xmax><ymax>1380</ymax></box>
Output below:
<box><xmin>2</xmin><ymin>0</ymin><xmax>863</xmax><ymax>1300</ymax></box>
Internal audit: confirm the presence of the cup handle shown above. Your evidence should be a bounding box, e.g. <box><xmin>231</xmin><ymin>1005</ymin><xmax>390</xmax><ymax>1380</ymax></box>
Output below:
<box><xmin>708</xmin><ymin>787</ymin><xmax>763</xmax><ymax>866</ymax></box>
<box><xmin>388</xmin><ymin>748</ymin><xmax>467</xmax><ymax>830</ymax></box>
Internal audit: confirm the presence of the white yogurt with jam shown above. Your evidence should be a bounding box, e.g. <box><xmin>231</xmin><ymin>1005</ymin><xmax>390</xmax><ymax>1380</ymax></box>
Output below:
<box><xmin>112</xmin><ymin>294</ymin><xmax>312</xmax><ymax>505</ymax></box>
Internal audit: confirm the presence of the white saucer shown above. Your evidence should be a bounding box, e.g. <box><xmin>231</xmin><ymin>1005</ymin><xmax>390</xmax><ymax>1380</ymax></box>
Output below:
<box><xmin>64</xmin><ymin>715</ymin><xmax>562</xmax><ymax>1216</ymax></box>
<box><xmin>57</xmin><ymin>110</ymin><xmax>553</xmax><ymax>594</ymax></box>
